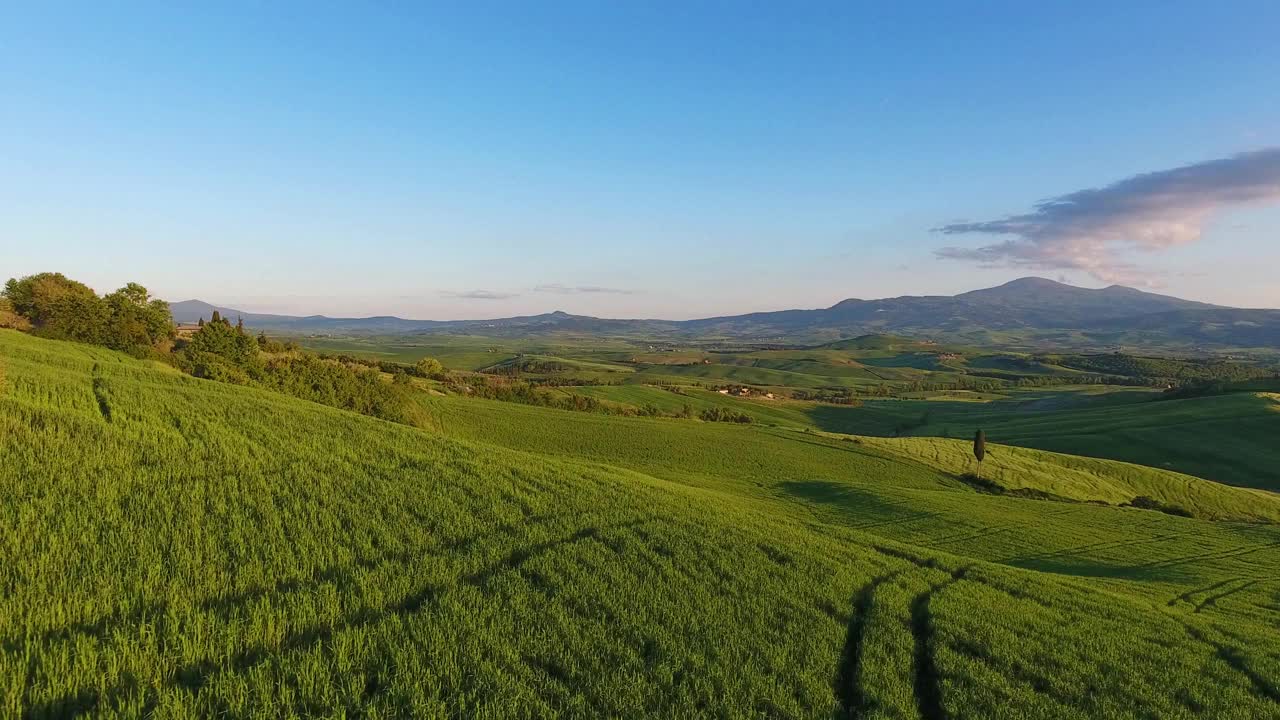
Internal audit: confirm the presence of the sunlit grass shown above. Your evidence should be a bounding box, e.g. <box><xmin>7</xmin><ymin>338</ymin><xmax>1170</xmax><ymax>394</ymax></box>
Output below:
<box><xmin>3</xmin><ymin>329</ymin><xmax>1279</xmax><ymax>718</ymax></box>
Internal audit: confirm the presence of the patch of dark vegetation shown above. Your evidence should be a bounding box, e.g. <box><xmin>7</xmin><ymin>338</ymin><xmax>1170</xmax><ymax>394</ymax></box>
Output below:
<box><xmin>1040</xmin><ymin>352</ymin><xmax>1278</xmax><ymax>389</ymax></box>
<box><xmin>955</xmin><ymin>473</ymin><xmax>1070</xmax><ymax>502</ymax></box>
<box><xmin>1125</xmin><ymin>495</ymin><xmax>1194</xmax><ymax>518</ymax></box>
<box><xmin>759</xmin><ymin>544</ymin><xmax>793</xmax><ymax>566</ymax></box>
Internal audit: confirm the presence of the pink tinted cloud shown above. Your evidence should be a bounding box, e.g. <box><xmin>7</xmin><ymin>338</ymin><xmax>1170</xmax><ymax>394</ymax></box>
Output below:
<box><xmin>934</xmin><ymin>148</ymin><xmax>1280</xmax><ymax>284</ymax></box>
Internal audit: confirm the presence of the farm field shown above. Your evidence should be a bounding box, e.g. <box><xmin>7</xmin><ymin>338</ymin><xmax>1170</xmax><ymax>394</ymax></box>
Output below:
<box><xmin>819</xmin><ymin>392</ymin><xmax>1280</xmax><ymax>491</ymax></box>
<box><xmin>359</xmin><ymin>328</ymin><xmax>1279</xmax><ymax>492</ymax></box>
<box><xmin>4</xmin><ymin>329</ymin><xmax>1280</xmax><ymax>717</ymax></box>
<box><xmin>442</xmin><ymin>341</ymin><xmax>1280</xmax><ymax>492</ymax></box>
<box><xmin>14</xmin><ymin>8</ymin><xmax>1280</xmax><ymax>718</ymax></box>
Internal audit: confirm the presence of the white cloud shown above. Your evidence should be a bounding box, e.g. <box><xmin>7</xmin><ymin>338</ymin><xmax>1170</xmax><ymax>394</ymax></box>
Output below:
<box><xmin>439</xmin><ymin>289</ymin><xmax>519</xmax><ymax>300</ymax></box>
<box><xmin>533</xmin><ymin>283</ymin><xmax>635</xmax><ymax>295</ymax></box>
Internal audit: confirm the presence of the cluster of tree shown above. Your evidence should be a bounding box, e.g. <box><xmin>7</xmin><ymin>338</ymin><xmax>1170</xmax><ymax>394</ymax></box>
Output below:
<box><xmin>1039</xmin><ymin>353</ymin><xmax>1278</xmax><ymax>387</ymax></box>
<box><xmin>1159</xmin><ymin>377</ymin><xmax>1280</xmax><ymax>400</ymax></box>
<box><xmin>256</xmin><ymin>354</ymin><xmax>418</xmax><ymax>424</ymax></box>
<box><xmin>172</xmin><ymin>313</ymin><xmax>421</xmax><ymax>425</ymax></box>
<box><xmin>697</xmin><ymin>407</ymin><xmax>754</xmax><ymax>424</ymax></box>
<box><xmin>789</xmin><ymin>388</ymin><xmax>864</xmax><ymax>405</ymax></box>
<box><xmin>316</xmin><ymin>353</ymin><xmax>446</xmax><ymax>380</ymax></box>
<box><xmin>1</xmin><ymin>273</ymin><xmax>441</xmax><ymax>427</ymax></box>
<box><xmin>899</xmin><ymin>377</ymin><xmax>1005</xmax><ymax>394</ymax></box>
<box><xmin>179</xmin><ymin>311</ymin><xmax>260</xmax><ymax>378</ymax></box>
<box><xmin>487</xmin><ymin>358</ymin><xmax>576</xmax><ymax>376</ymax></box>
<box><xmin>1008</xmin><ymin>373</ymin><xmax>1147</xmax><ymax>388</ymax></box>
<box><xmin>442</xmin><ymin>374</ymin><xmax>713</xmax><ymax>421</ymax></box>
<box><xmin>2</xmin><ymin>273</ymin><xmax>173</xmax><ymax>356</ymax></box>
<box><xmin>442</xmin><ymin>374</ymin><xmax>609</xmax><ymax>414</ymax></box>
<box><xmin>256</xmin><ymin>332</ymin><xmax>301</xmax><ymax>355</ymax></box>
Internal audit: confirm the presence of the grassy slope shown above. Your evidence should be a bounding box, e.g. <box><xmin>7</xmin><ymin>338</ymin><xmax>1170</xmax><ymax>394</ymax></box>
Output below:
<box><xmin>970</xmin><ymin>393</ymin><xmax>1280</xmax><ymax>489</ymax></box>
<box><xmin>571</xmin><ymin>382</ymin><xmax>1280</xmax><ymax>497</ymax></box>
<box><xmin>852</xmin><ymin>435</ymin><xmax>1280</xmax><ymax>523</ymax></box>
<box><xmin>3</xmin><ymin>329</ymin><xmax>1280</xmax><ymax>718</ymax></box>
<box><xmin>426</xmin><ymin>395</ymin><xmax>1280</xmax><ymax>576</ymax></box>
<box><xmin>801</xmin><ymin>389</ymin><xmax>1280</xmax><ymax>491</ymax></box>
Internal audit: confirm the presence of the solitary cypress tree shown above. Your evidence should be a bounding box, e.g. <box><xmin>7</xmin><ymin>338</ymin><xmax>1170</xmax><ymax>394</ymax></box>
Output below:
<box><xmin>211</xmin><ymin>310</ymin><xmax>222</xmax><ymax>324</ymax></box>
<box><xmin>973</xmin><ymin>429</ymin><xmax>986</xmax><ymax>479</ymax></box>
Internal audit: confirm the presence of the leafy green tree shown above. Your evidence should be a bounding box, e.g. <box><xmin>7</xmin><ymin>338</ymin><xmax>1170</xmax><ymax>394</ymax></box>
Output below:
<box><xmin>103</xmin><ymin>283</ymin><xmax>173</xmax><ymax>351</ymax></box>
<box><xmin>2</xmin><ymin>272</ymin><xmax>109</xmax><ymax>342</ymax></box>
<box><xmin>185</xmin><ymin>313</ymin><xmax>259</xmax><ymax>367</ymax></box>
<box><xmin>414</xmin><ymin>357</ymin><xmax>445</xmax><ymax>379</ymax></box>
<box><xmin>0</xmin><ymin>297</ymin><xmax>31</xmax><ymax>330</ymax></box>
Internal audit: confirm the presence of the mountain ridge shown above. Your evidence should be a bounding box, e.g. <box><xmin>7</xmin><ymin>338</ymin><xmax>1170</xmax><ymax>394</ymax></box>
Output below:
<box><xmin>168</xmin><ymin>277</ymin><xmax>1278</xmax><ymax>350</ymax></box>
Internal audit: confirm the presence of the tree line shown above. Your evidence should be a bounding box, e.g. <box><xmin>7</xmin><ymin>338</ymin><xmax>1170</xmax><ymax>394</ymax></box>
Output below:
<box><xmin>2</xmin><ymin>273</ymin><xmax>173</xmax><ymax>356</ymax></box>
<box><xmin>2</xmin><ymin>274</ymin><xmax>426</xmax><ymax>426</ymax></box>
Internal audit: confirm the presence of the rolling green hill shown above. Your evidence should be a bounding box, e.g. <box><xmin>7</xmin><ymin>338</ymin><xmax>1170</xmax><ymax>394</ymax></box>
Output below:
<box><xmin>3</xmin><ymin>329</ymin><xmax>1280</xmax><ymax>718</ymax></box>
<box><xmin>819</xmin><ymin>391</ymin><xmax>1280</xmax><ymax>491</ymax></box>
<box><xmin>852</xmin><ymin>435</ymin><xmax>1280</xmax><ymax>523</ymax></box>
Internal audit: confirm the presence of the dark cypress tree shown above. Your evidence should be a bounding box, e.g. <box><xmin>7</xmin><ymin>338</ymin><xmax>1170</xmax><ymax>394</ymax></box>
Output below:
<box><xmin>211</xmin><ymin>310</ymin><xmax>222</xmax><ymax>324</ymax></box>
<box><xmin>973</xmin><ymin>429</ymin><xmax>986</xmax><ymax>479</ymax></box>
<box><xmin>198</xmin><ymin>317</ymin><xmax>204</xmax><ymax>327</ymax></box>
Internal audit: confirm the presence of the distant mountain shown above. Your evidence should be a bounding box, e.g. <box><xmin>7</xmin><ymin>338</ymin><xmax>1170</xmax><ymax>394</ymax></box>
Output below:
<box><xmin>168</xmin><ymin>278</ymin><xmax>1279</xmax><ymax>351</ymax></box>
<box><xmin>169</xmin><ymin>300</ymin><xmax>299</xmax><ymax>326</ymax></box>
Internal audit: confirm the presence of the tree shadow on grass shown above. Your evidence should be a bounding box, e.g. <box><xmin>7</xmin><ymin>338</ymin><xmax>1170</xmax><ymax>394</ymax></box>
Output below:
<box><xmin>1008</xmin><ymin>556</ymin><xmax>1188</xmax><ymax>583</ymax></box>
<box><xmin>805</xmin><ymin>405</ymin><xmax>896</xmax><ymax>436</ymax></box>
<box><xmin>779</xmin><ymin>479</ymin><xmax>922</xmax><ymax>527</ymax></box>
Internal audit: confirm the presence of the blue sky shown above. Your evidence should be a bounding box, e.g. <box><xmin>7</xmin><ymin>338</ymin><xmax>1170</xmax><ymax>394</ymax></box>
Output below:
<box><xmin>3</xmin><ymin>2</ymin><xmax>1279</xmax><ymax>319</ymax></box>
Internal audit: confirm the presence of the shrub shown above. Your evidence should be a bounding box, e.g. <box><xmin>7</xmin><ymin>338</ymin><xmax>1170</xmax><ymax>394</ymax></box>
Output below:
<box><xmin>0</xmin><ymin>298</ymin><xmax>31</xmax><ymax>331</ymax></box>
<box><xmin>699</xmin><ymin>407</ymin><xmax>754</xmax><ymax>424</ymax></box>
<box><xmin>415</xmin><ymin>357</ymin><xmax>446</xmax><ymax>379</ymax></box>
<box><xmin>1126</xmin><ymin>495</ymin><xmax>1194</xmax><ymax>518</ymax></box>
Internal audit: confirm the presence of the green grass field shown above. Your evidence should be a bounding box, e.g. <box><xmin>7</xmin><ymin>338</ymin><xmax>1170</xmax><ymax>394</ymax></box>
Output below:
<box><xmin>819</xmin><ymin>391</ymin><xmax>1280</xmax><ymax>491</ymax></box>
<box><xmin>4</xmin><ymin>329</ymin><xmax>1280</xmax><ymax>718</ymax></box>
<box><xmin>556</xmin><ymin>381</ymin><xmax>1280</xmax><ymax>495</ymax></box>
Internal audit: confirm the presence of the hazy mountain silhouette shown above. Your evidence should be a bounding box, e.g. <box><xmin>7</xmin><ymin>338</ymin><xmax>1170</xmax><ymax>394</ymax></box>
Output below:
<box><xmin>170</xmin><ymin>278</ymin><xmax>1277</xmax><ymax>349</ymax></box>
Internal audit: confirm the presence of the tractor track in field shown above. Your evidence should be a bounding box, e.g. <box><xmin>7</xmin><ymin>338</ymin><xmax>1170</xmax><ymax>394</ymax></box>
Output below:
<box><xmin>1196</xmin><ymin>579</ymin><xmax>1261</xmax><ymax>613</ymax></box>
<box><xmin>1011</xmin><ymin>532</ymin><xmax>1190</xmax><ymax>565</ymax></box>
<box><xmin>930</xmin><ymin>525</ymin><xmax>1016</xmax><ymax>548</ymax></box>
<box><xmin>462</xmin><ymin>518</ymin><xmax>650</xmax><ymax>588</ymax></box>
<box><xmin>1138</xmin><ymin>541</ymin><xmax>1280</xmax><ymax>571</ymax></box>
<box><xmin>835</xmin><ymin>570</ymin><xmax>906</xmax><ymax>718</ymax></box>
<box><xmin>910</xmin><ymin>571</ymin><xmax>968</xmax><ymax>720</ymax></box>
<box><xmin>91</xmin><ymin>364</ymin><xmax>111</xmax><ymax>422</ymax></box>
<box><xmin>23</xmin><ymin>515</ymin><xmax>660</xmax><ymax>716</ymax></box>
<box><xmin>837</xmin><ymin>550</ymin><xmax>972</xmax><ymax>720</ymax></box>
<box><xmin>1168</xmin><ymin>577</ymin><xmax>1244</xmax><ymax>608</ymax></box>
<box><xmin>1182</xmin><ymin>625</ymin><xmax>1280</xmax><ymax>704</ymax></box>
